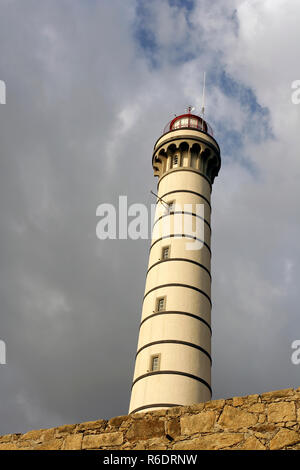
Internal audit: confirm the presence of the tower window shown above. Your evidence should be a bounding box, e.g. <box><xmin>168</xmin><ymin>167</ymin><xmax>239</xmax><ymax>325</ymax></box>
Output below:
<box><xmin>173</xmin><ymin>155</ymin><xmax>179</xmax><ymax>167</ymax></box>
<box><xmin>168</xmin><ymin>201</ymin><xmax>175</xmax><ymax>213</ymax></box>
<box><xmin>162</xmin><ymin>246</ymin><xmax>170</xmax><ymax>260</ymax></box>
<box><xmin>150</xmin><ymin>354</ymin><xmax>160</xmax><ymax>371</ymax></box>
<box><xmin>157</xmin><ymin>297</ymin><xmax>165</xmax><ymax>311</ymax></box>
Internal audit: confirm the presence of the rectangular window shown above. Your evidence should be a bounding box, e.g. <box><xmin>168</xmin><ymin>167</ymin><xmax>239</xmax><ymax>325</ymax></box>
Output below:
<box><xmin>151</xmin><ymin>355</ymin><xmax>160</xmax><ymax>371</ymax></box>
<box><xmin>162</xmin><ymin>246</ymin><xmax>169</xmax><ymax>260</ymax></box>
<box><xmin>157</xmin><ymin>297</ymin><xmax>165</xmax><ymax>311</ymax></box>
<box><xmin>168</xmin><ymin>201</ymin><xmax>175</xmax><ymax>213</ymax></box>
<box><xmin>173</xmin><ymin>155</ymin><xmax>178</xmax><ymax>166</ymax></box>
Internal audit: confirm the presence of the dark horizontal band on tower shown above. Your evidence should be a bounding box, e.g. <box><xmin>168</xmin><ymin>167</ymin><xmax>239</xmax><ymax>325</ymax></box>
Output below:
<box><xmin>139</xmin><ymin>311</ymin><xmax>212</xmax><ymax>334</ymax></box>
<box><xmin>130</xmin><ymin>403</ymin><xmax>181</xmax><ymax>414</ymax></box>
<box><xmin>153</xmin><ymin>211</ymin><xmax>211</xmax><ymax>232</ymax></box>
<box><xmin>135</xmin><ymin>340</ymin><xmax>212</xmax><ymax>363</ymax></box>
<box><xmin>157</xmin><ymin>167</ymin><xmax>213</xmax><ymax>192</ymax></box>
<box><xmin>143</xmin><ymin>283</ymin><xmax>212</xmax><ymax>306</ymax></box>
<box><xmin>146</xmin><ymin>258</ymin><xmax>211</xmax><ymax>280</ymax></box>
<box><xmin>150</xmin><ymin>234</ymin><xmax>211</xmax><ymax>254</ymax></box>
<box><xmin>157</xmin><ymin>190</ymin><xmax>211</xmax><ymax>210</ymax></box>
<box><xmin>131</xmin><ymin>370</ymin><xmax>212</xmax><ymax>395</ymax></box>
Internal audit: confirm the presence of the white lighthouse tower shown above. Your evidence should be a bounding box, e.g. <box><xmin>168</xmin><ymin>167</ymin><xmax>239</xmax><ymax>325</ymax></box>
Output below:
<box><xmin>129</xmin><ymin>108</ymin><xmax>221</xmax><ymax>414</ymax></box>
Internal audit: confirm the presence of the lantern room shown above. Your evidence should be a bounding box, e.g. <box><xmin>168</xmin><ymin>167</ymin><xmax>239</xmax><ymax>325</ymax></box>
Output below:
<box><xmin>163</xmin><ymin>113</ymin><xmax>213</xmax><ymax>137</ymax></box>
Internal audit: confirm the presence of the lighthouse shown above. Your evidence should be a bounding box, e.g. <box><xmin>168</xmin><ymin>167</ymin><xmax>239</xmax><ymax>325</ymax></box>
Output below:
<box><xmin>129</xmin><ymin>108</ymin><xmax>221</xmax><ymax>414</ymax></box>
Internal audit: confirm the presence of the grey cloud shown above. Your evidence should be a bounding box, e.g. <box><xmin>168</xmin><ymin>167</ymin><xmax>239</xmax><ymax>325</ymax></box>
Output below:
<box><xmin>0</xmin><ymin>0</ymin><xmax>299</xmax><ymax>435</ymax></box>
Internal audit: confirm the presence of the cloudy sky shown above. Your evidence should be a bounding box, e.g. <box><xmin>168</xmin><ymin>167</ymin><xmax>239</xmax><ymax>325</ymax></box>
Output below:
<box><xmin>0</xmin><ymin>0</ymin><xmax>300</xmax><ymax>435</ymax></box>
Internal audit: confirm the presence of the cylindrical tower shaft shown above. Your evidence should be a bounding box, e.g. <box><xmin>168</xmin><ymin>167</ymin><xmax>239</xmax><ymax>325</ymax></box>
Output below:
<box><xmin>129</xmin><ymin>113</ymin><xmax>221</xmax><ymax>414</ymax></box>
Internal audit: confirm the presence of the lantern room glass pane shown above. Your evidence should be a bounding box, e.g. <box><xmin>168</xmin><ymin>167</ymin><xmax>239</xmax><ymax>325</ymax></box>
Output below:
<box><xmin>180</xmin><ymin>118</ymin><xmax>188</xmax><ymax>127</ymax></box>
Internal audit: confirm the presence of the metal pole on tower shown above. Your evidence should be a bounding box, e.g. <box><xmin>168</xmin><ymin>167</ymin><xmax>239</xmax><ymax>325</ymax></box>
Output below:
<box><xmin>201</xmin><ymin>72</ymin><xmax>206</xmax><ymax>130</ymax></box>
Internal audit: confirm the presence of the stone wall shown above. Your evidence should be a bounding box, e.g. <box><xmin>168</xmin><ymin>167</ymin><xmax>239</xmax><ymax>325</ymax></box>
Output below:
<box><xmin>1</xmin><ymin>388</ymin><xmax>300</xmax><ymax>450</ymax></box>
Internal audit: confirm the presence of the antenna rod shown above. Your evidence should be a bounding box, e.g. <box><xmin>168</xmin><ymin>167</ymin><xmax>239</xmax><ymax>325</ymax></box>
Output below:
<box><xmin>201</xmin><ymin>71</ymin><xmax>206</xmax><ymax>117</ymax></box>
<box><xmin>150</xmin><ymin>190</ymin><xmax>170</xmax><ymax>209</ymax></box>
<box><xmin>201</xmin><ymin>71</ymin><xmax>206</xmax><ymax>130</ymax></box>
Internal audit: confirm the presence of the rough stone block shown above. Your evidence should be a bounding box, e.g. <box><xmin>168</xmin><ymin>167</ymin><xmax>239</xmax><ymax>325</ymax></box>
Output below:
<box><xmin>247</xmin><ymin>403</ymin><xmax>265</xmax><ymax>413</ymax></box>
<box><xmin>130</xmin><ymin>441</ymin><xmax>147</xmax><ymax>450</ymax></box>
<box><xmin>77</xmin><ymin>419</ymin><xmax>107</xmax><ymax>432</ymax></box>
<box><xmin>218</xmin><ymin>405</ymin><xmax>257</xmax><ymax>430</ymax></box>
<box><xmin>108</xmin><ymin>415</ymin><xmax>128</xmax><ymax>428</ymax></box>
<box><xmin>0</xmin><ymin>442</ymin><xmax>19</xmax><ymax>450</ymax></box>
<box><xmin>261</xmin><ymin>389</ymin><xmax>295</xmax><ymax>402</ymax></box>
<box><xmin>187</xmin><ymin>402</ymin><xmax>205</xmax><ymax>413</ymax></box>
<box><xmin>254</xmin><ymin>423</ymin><xmax>277</xmax><ymax>433</ymax></box>
<box><xmin>258</xmin><ymin>414</ymin><xmax>266</xmax><ymax>423</ymax></box>
<box><xmin>205</xmin><ymin>399</ymin><xmax>225</xmax><ymax>410</ymax></box>
<box><xmin>35</xmin><ymin>439</ymin><xmax>63</xmax><ymax>450</ymax></box>
<box><xmin>145</xmin><ymin>409</ymin><xmax>168</xmax><ymax>418</ymax></box>
<box><xmin>20</xmin><ymin>429</ymin><xmax>43</xmax><ymax>441</ymax></box>
<box><xmin>62</xmin><ymin>434</ymin><xmax>83</xmax><ymax>450</ymax></box>
<box><xmin>82</xmin><ymin>432</ymin><xmax>123</xmax><ymax>449</ymax></box>
<box><xmin>232</xmin><ymin>397</ymin><xmax>244</xmax><ymax>407</ymax></box>
<box><xmin>270</xmin><ymin>428</ymin><xmax>300</xmax><ymax>450</ymax></box>
<box><xmin>246</xmin><ymin>394</ymin><xmax>259</xmax><ymax>403</ymax></box>
<box><xmin>239</xmin><ymin>436</ymin><xmax>266</xmax><ymax>450</ymax></box>
<box><xmin>268</xmin><ymin>402</ymin><xmax>296</xmax><ymax>423</ymax></box>
<box><xmin>0</xmin><ymin>434</ymin><xmax>13</xmax><ymax>443</ymax></box>
<box><xmin>166</xmin><ymin>406</ymin><xmax>184</xmax><ymax>417</ymax></box>
<box><xmin>40</xmin><ymin>428</ymin><xmax>55</xmax><ymax>442</ymax></box>
<box><xmin>165</xmin><ymin>418</ymin><xmax>180</xmax><ymax>439</ymax></box>
<box><xmin>173</xmin><ymin>433</ymin><xmax>244</xmax><ymax>450</ymax></box>
<box><xmin>126</xmin><ymin>418</ymin><xmax>165</xmax><ymax>441</ymax></box>
<box><xmin>55</xmin><ymin>424</ymin><xmax>77</xmax><ymax>435</ymax></box>
<box><xmin>147</xmin><ymin>437</ymin><xmax>169</xmax><ymax>450</ymax></box>
<box><xmin>180</xmin><ymin>411</ymin><xmax>216</xmax><ymax>434</ymax></box>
